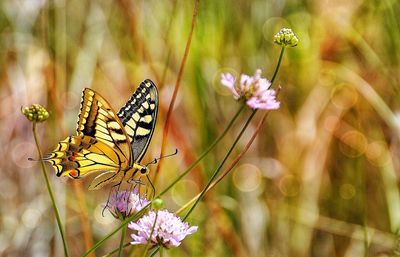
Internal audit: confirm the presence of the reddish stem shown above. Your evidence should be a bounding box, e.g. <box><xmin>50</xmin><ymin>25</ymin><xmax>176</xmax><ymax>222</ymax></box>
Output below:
<box><xmin>153</xmin><ymin>0</ymin><xmax>201</xmax><ymax>185</ymax></box>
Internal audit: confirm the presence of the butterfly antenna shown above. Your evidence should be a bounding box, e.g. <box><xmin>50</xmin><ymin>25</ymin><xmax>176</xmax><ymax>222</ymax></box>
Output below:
<box><xmin>28</xmin><ymin>157</ymin><xmax>40</xmax><ymax>161</ymax></box>
<box><xmin>146</xmin><ymin>148</ymin><xmax>178</xmax><ymax>166</ymax></box>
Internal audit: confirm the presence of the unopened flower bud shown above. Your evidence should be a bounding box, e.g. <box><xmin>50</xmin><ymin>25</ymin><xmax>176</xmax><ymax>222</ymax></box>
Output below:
<box><xmin>274</xmin><ymin>28</ymin><xmax>298</xmax><ymax>47</ymax></box>
<box><xmin>21</xmin><ymin>104</ymin><xmax>50</xmax><ymax>122</ymax></box>
<box><xmin>152</xmin><ymin>198</ymin><xmax>164</xmax><ymax>210</ymax></box>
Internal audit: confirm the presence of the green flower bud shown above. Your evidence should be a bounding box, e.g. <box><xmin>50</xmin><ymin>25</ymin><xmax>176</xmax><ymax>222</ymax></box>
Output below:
<box><xmin>274</xmin><ymin>28</ymin><xmax>299</xmax><ymax>47</ymax></box>
<box><xmin>152</xmin><ymin>198</ymin><xmax>164</xmax><ymax>210</ymax></box>
<box><xmin>21</xmin><ymin>104</ymin><xmax>50</xmax><ymax>122</ymax></box>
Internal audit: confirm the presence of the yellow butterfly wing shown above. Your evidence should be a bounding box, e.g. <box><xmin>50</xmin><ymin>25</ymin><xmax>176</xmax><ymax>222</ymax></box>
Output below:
<box><xmin>76</xmin><ymin>88</ymin><xmax>132</xmax><ymax>165</ymax></box>
<box><xmin>44</xmin><ymin>88</ymin><xmax>132</xmax><ymax>189</ymax></box>
<box><xmin>43</xmin><ymin>135</ymin><xmax>121</xmax><ymax>177</ymax></box>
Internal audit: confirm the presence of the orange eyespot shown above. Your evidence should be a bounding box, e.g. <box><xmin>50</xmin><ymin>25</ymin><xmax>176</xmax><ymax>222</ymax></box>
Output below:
<box><xmin>69</xmin><ymin>170</ymin><xmax>78</xmax><ymax>178</ymax></box>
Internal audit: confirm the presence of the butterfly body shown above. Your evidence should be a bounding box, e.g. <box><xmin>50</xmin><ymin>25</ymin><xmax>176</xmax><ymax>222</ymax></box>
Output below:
<box><xmin>43</xmin><ymin>79</ymin><xmax>158</xmax><ymax>190</ymax></box>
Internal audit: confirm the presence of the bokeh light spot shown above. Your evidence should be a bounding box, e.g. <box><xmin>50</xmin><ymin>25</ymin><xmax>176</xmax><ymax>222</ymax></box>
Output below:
<box><xmin>94</xmin><ymin>204</ymin><xmax>114</xmax><ymax>225</ymax></box>
<box><xmin>171</xmin><ymin>179</ymin><xmax>199</xmax><ymax>206</ymax></box>
<box><xmin>22</xmin><ymin>208</ymin><xmax>41</xmax><ymax>229</ymax></box>
<box><xmin>258</xmin><ymin>158</ymin><xmax>283</xmax><ymax>179</ymax></box>
<box><xmin>339</xmin><ymin>130</ymin><xmax>367</xmax><ymax>157</ymax></box>
<box><xmin>262</xmin><ymin>17</ymin><xmax>289</xmax><ymax>43</ymax></box>
<box><xmin>12</xmin><ymin>141</ymin><xmax>36</xmax><ymax>169</ymax></box>
<box><xmin>232</xmin><ymin>164</ymin><xmax>262</xmax><ymax>192</ymax></box>
<box><xmin>339</xmin><ymin>183</ymin><xmax>356</xmax><ymax>200</ymax></box>
<box><xmin>278</xmin><ymin>175</ymin><xmax>300</xmax><ymax>197</ymax></box>
<box><xmin>331</xmin><ymin>83</ymin><xmax>358</xmax><ymax>109</ymax></box>
<box><xmin>366</xmin><ymin>141</ymin><xmax>390</xmax><ymax>167</ymax></box>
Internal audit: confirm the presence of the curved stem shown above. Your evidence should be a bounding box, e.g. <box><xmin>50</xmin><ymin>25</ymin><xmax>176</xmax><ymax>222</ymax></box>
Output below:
<box><xmin>176</xmin><ymin>111</ymin><xmax>270</xmax><ymax>215</ymax></box>
<box><xmin>183</xmin><ymin>109</ymin><xmax>258</xmax><ymax>220</ymax></box>
<box><xmin>117</xmin><ymin>221</ymin><xmax>127</xmax><ymax>257</ymax></box>
<box><xmin>32</xmin><ymin>122</ymin><xmax>69</xmax><ymax>257</ymax></box>
<box><xmin>154</xmin><ymin>0</ymin><xmax>201</xmax><ymax>185</ymax></box>
<box><xmin>158</xmin><ymin>104</ymin><xmax>245</xmax><ymax>197</ymax></box>
<box><xmin>270</xmin><ymin>47</ymin><xmax>285</xmax><ymax>85</ymax></box>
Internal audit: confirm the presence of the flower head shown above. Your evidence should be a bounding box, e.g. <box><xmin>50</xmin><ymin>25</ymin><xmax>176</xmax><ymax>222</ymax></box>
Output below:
<box><xmin>21</xmin><ymin>104</ymin><xmax>49</xmax><ymax>122</ymax></box>
<box><xmin>274</xmin><ymin>28</ymin><xmax>299</xmax><ymax>47</ymax></box>
<box><xmin>129</xmin><ymin>209</ymin><xmax>198</xmax><ymax>249</ymax></box>
<box><xmin>221</xmin><ymin>69</ymin><xmax>280</xmax><ymax>110</ymax></box>
<box><xmin>105</xmin><ymin>190</ymin><xmax>150</xmax><ymax>220</ymax></box>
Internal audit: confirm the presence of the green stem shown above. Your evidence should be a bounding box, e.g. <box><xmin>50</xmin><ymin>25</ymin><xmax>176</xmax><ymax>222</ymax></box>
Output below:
<box><xmin>141</xmin><ymin>211</ymin><xmax>158</xmax><ymax>257</ymax></box>
<box><xmin>117</xmin><ymin>221</ymin><xmax>127</xmax><ymax>257</ymax></box>
<box><xmin>32</xmin><ymin>122</ymin><xmax>69</xmax><ymax>257</ymax></box>
<box><xmin>270</xmin><ymin>47</ymin><xmax>285</xmax><ymax>85</ymax></box>
<box><xmin>149</xmin><ymin>246</ymin><xmax>161</xmax><ymax>257</ymax></box>
<box><xmin>83</xmin><ymin>205</ymin><xmax>150</xmax><ymax>257</ymax></box>
<box><xmin>104</xmin><ymin>242</ymin><xmax>131</xmax><ymax>257</ymax></box>
<box><xmin>160</xmin><ymin>247</ymin><xmax>164</xmax><ymax>257</ymax></box>
<box><xmin>158</xmin><ymin>104</ymin><xmax>245</xmax><ymax>197</ymax></box>
<box><xmin>85</xmin><ymin>105</ymin><xmax>244</xmax><ymax>256</ymax></box>
<box><xmin>183</xmin><ymin>109</ymin><xmax>258</xmax><ymax>220</ymax></box>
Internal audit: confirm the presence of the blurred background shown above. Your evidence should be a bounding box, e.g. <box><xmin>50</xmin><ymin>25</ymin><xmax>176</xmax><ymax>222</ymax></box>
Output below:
<box><xmin>1</xmin><ymin>0</ymin><xmax>400</xmax><ymax>256</ymax></box>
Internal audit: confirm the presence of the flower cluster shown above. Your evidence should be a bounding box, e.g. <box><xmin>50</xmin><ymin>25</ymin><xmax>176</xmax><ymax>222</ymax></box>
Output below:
<box><xmin>221</xmin><ymin>69</ymin><xmax>280</xmax><ymax>110</ymax></box>
<box><xmin>105</xmin><ymin>190</ymin><xmax>150</xmax><ymax>219</ymax></box>
<box><xmin>129</xmin><ymin>209</ymin><xmax>198</xmax><ymax>249</ymax></box>
<box><xmin>274</xmin><ymin>28</ymin><xmax>298</xmax><ymax>47</ymax></box>
<box><xmin>21</xmin><ymin>104</ymin><xmax>49</xmax><ymax>122</ymax></box>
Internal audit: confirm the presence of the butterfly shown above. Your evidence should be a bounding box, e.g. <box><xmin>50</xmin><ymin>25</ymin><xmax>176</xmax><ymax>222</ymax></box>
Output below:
<box><xmin>43</xmin><ymin>79</ymin><xmax>158</xmax><ymax>190</ymax></box>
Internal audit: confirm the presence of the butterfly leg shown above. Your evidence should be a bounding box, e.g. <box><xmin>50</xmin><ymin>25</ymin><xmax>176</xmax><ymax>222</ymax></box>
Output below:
<box><xmin>102</xmin><ymin>183</ymin><xmax>121</xmax><ymax>217</ymax></box>
<box><xmin>146</xmin><ymin>174</ymin><xmax>155</xmax><ymax>200</ymax></box>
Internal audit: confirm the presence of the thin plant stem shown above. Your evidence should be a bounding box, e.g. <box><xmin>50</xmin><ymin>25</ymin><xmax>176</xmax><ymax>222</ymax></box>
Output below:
<box><xmin>89</xmin><ymin>102</ymin><xmax>244</xmax><ymax>256</ymax></box>
<box><xmin>158</xmin><ymin>104</ymin><xmax>245</xmax><ymax>197</ymax></box>
<box><xmin>160</xmin><ymin>247</ymin><xmax>164</xmax><ymax>257</ymax></box>
<box><xmin>270</xmin><ymin>47</ymin><xmax>285</xmax><ymax>85</ymax></box>
<box><xmin>176</xmin><ymin>111</ymin><xmax>270</xmax><ymax>214</ymax></box>
<box><xmin>183</xmin><ymin>109</ymin><xmax>258</xmax><ymax>220</ymax></box>
<box><xmin>141</xmin><ymin>211</ymin><xmax>158</xmax><ymax>257</ymax></box>
<box><xmin>154</xmin><ymin>0</ymin><xmax>201</xmax><ymax>185</ymax></box>
<box><xmin>104</xmin><ymin>242</ymin><xmax>130</xmax><ymax>257</ymax></box>
<box><xmin>83</xmin><ymin>204</ymin><xmax>151</xmax><ymax>257</ymax></box>
<box><xmin>117</xmin><ymin>221</ymin><xmax>127</xmax><ymax>257</ymax></box>
<box><xmin>149</xmin><ymin>246</ymin><xmax>161</xmax><ymax>257</ymax></box>
<box><xmin>32</xmin><ymin>122</ymin><xmax>69</xmax><ymax>257</ymax></box>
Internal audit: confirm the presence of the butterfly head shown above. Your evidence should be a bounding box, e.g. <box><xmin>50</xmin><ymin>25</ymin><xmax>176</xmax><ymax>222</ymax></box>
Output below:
<box><xmin>140</xmin><ymin>166</ymin><xmax>150</xmax><ymax>175</ymax></box>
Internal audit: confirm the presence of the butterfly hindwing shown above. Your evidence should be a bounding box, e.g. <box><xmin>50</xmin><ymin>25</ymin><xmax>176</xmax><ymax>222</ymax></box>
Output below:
<box><xmin>117</xmin><ymin>79</ymin><xmax>158</xmax><ymax>162</ymax></box>
<box><xmin>77</xmin><ymin>88</ymin><xmax>132</xmax><ymax>165</ymax></box>
<box><xmin>43</xmin><ymin>135</ymin><xmax>122</xmax><ymax>179</ymax></box>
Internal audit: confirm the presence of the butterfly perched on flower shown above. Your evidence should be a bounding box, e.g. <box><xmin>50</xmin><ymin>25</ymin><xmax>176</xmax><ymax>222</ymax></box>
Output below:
<box><xmin>43</xmin><ymin>79</ymin><xmax>158</xmax><ymax>190</ymax></box>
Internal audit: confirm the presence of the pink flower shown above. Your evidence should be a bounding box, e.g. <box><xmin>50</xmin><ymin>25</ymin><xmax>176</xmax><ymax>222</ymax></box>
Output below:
<box><xmin>221</xmin><ymin>73</ymin><xmax>240</xmax><ymax>99</ymax></box>
<box><xmin>129</xmin><ymin>209</ymin><xmax>197</xmax><ymax>249</ymax></box>
<box><xmin>221</xmin><ymin>69</ymin><xmax>280</xmax><ymax>110</ymax></box>
<box><xmin>105</xmin><ymin>190</ymin><xmax>150</xmax><ymax>219</ymax></box>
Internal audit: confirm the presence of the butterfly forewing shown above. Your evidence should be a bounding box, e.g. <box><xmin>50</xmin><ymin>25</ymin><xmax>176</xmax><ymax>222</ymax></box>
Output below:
<box><xmin>77</xmin><ymin>88</ymin><xmax>132</xmax><ymax>166</ymax></box>
<box><xmin>117</xmin><ymin>79</ymin><xmax>158</xmax><ymax>162</ymax></box>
